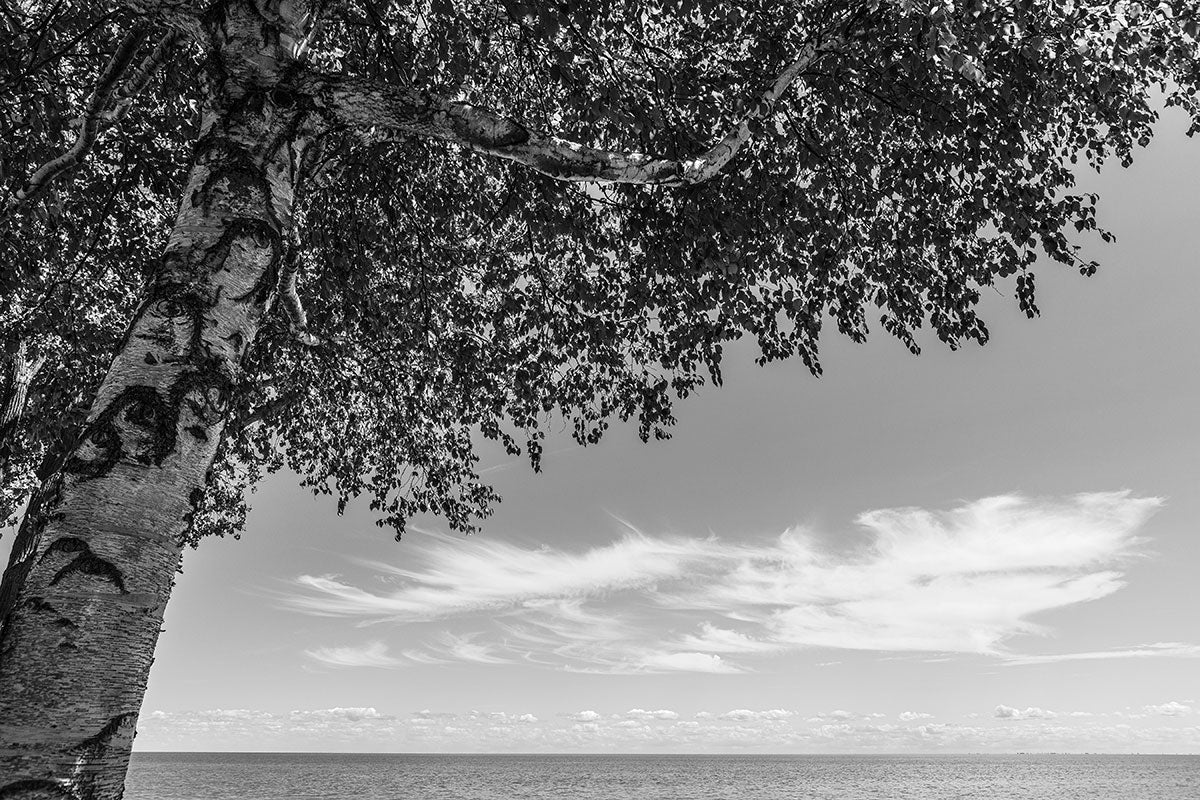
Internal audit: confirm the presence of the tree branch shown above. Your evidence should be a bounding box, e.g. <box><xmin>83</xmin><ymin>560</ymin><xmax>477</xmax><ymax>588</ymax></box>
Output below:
<box><xmin>109</xmin><ymin>30</ymin><xmax>183</xmax><ymax>122</ymax></box>
<box><xmin>2</xmin><ymin>25</ymin><xmax>180</xmax><ymax>217</ymax></box>
<box><xmin>276</xmin><ymin>244</ymin><xmax>323</xmax><ymax>346</ymax></box>
<box><xmin>3</xmin><ymin>24</ymin><xmax>148</xmax><ymax>215</ymax></box>
<box><xmin>305</xmin><ymin>38</ymin><xmax>833</xmax><ymax>186</ymax></box>
<box><xmin>230</xmin><ymin>389</ymin><xmax>301</xmax><ymax>435</ymax></box>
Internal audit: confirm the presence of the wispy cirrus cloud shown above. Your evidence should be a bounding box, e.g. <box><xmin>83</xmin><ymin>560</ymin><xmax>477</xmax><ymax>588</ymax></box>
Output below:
<box><xmin>306</xmin><ymin>641</ymin><xmax>403</xmax><ymax>668</ymax></box>
<box><xmin>1002</xmin><ymin>642</ymin><xmax>1200</xmax><ymax>666</ymax></box>
<box><xmin>287</xmin><ymin>532</ymin><xmax>724</xmax><ymax>620</ymax></box>
<box><xmin>286</xmin><ymin>492</ymin><xmax>1170</xmax><ymax>673</ymax></box>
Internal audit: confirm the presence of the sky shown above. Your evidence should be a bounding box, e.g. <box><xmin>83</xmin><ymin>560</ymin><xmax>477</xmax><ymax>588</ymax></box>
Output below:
<box><xmin>18</xmin><ymin>105</ymin><xmax>1200</xmax><ymax>754</ymax></box>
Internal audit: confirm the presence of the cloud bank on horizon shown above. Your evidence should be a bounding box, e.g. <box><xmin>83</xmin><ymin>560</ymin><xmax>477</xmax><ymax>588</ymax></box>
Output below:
<box><xmin>136</xmin><ymin>702</ymin><xmax>1200</xmax><ymax>754</ymax></box>
<box><xmin>285</xmin><ymin>491</ymin><xmax>1183</xmax><ymax>673</ymax></box>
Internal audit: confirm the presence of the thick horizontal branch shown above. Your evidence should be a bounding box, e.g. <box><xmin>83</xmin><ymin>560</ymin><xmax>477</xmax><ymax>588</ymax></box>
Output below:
<box><xmin>306</xmin><ymin>39</ymin><xmax>830</xmax><ymax>186</ymax></box>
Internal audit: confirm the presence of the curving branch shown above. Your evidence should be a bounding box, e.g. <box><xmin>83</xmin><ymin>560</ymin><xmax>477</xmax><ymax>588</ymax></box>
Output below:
<box><xmin>305</xmin><ymin>37</ymin><xmax>834</xmax><ymax>186</ymax></box>
<box><xmin>3</xmin><ymin>26</ymin><xmax>180</xmax><ymax>217</ymax></box>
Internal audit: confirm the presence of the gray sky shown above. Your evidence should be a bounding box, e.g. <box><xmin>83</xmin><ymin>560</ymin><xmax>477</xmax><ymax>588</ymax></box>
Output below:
<box><xmin>26</xmin><ymin>106</ymin><xmax>1200</xmax><ymax>753</ymax></box>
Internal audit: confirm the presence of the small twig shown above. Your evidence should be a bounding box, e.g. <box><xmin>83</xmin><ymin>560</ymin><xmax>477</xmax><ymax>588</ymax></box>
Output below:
<box><xmin>231</xmin><ymin>390</ymin><xmax>301</xmax><ymax>434</ymax></box>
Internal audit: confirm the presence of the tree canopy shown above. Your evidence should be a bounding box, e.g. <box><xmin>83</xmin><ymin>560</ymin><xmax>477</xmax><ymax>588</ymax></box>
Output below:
<box><xmin>2</xmin><ymin>1</ymin><xmax>1197</xmax><ymax>541</ymax></box>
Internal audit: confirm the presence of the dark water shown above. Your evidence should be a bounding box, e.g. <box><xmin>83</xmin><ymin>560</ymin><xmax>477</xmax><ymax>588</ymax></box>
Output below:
<box><xmin>125</xmin><ymin>752</ymin><xmax>1200</xmax><ymax>799</ymax></box>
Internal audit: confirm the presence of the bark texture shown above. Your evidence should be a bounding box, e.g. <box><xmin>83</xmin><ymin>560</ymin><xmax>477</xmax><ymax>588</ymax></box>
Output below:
<box><xmin>0</xmin><ymin>3</ymin><xmax>316</xmax><ymax>797</ymax></box>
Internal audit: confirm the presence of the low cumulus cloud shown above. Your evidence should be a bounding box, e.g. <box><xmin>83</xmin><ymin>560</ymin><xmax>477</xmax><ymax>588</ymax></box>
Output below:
<box><xmin>1145</xmin><ymin>701</ymin><xmax>1192</xmax><ymax>717</ymax></box>
<box><xmin>995</xmin><ymin>705</ymin><xmax>1057</xmax><ymax>720</ymax></box>
<box><xmin>808</xmin><ymin>710</ymin><xmax>857</xmax><ymax>722</ymax></box>
<box><xmin>286</xmin><ymin>492</ymin><xmax>1169</xmax><ymax>673</ymax></box>
<box><xmin>624</xmin><ymin>709</ymin><xmax>680</xmax><ymax>720</ymax></box>
<box><xmin>719</xmin><ymin>709</ymin><xmax>793</xmax><ymax>722</ymax></box>
<box><xmin>899</xmin><ymin>711</ymin><xmax>934</xmax><ymax>722</ymax></box>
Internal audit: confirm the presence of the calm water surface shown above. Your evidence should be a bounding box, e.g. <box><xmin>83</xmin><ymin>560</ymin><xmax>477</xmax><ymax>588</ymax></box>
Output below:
<box><xmin>125</xmin><ymin>753</ymin><xmax>1200</xmax><ymax>799</ymax></box>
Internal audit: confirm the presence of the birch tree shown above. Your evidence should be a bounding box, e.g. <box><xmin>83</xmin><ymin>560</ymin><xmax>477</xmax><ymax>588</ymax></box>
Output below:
<box><xmin>1</xmin><ymin>1</ymin><xmax>1197</xmax><ymax>797</ymax></box>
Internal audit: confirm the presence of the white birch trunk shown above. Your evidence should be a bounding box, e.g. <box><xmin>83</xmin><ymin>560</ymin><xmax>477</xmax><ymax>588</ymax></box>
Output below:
<box><xmin>0</xmin><ymin>4</ymin><xmax>315</xmax><ymax>795</ymax></box>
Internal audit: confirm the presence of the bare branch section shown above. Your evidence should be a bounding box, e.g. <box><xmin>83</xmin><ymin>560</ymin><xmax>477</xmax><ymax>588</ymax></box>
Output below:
<box><xmin>307</xmin><ymin>39</ymin><xmax>829</xmax><ymax>186</ymax></box>
<box><xmin>111</xmin><ymin>30</ymin><xmax>183</xmax><ymax>122</ymax></box>
<box><xmin>3</xmin><ymin>26</ymin><xmax>180</xmax><ymax>217</ymax></box>
<box><xmin>276</xmin><ymin>244</ymin><xmax>323</xmax><ymax>346</ymax></box>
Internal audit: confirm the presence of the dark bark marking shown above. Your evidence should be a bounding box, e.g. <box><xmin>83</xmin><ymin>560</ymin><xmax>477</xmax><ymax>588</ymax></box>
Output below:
<box><xmin>42</xmin><ymin>538</ymin><xmax>128</xmax><ymax>594</ymax></box>
<box><xmin>224</xmin><ymin>329</ymin><xmax>246</xmax><ymax>353</ymax></box>
<box><xmin>49</xmin><ymin>552</ymin><xmax>128</xmax><ymax>594</ymax></box>
<box><xmin>77</xmin><ymin>711</ymin><xmax>138</xmax><ymax>756</ymax></box>
<box><xmin>22</xmin><ymin>596</ymin><xmax>57</xmax><ymax>614</ymax></box>
<box><xmin>64</xmin><ymin>387</ymin><xmax>172</xmax><ymax>478</ymax></box>
<box><xmin>191</xmin><ymin>152</ymin><xmax>267</xmax><ymax>215</ymax></box>
<box><xmin>0</xmin><ymin>470</ymin><xmax>64</xmax><ymax>642</ymax></box>
<box><xmin>179</xmin><ymin>485</ymin><xmax>208</xmax><ymax>535</ymax></box>
<box><xmin>270</xmin><ymin>87</ymin><xmax>297</xmax><ymax>108</ymax></box>
<box><xmin>451</xmin><ymin>113</ymin><xmax>530</xmax><ymax>149</ymax></box>
<box><xmin>62</xmin><ymin>422</ymin><xmax>122</xmax><ymax>479</ymax></box>
<box><xmin>41</xmin><ymin>537</ymin><xmax>89</xmax><ymax>558</ymax></box>
<box><xmin>170</xmin><ymin>365</ymin><xmax>234</xmax><ymax>428</ymax></box>
<box><xmin>0</xmin><ymin>779</ymin><xmax>80</xmax><ymax>800</ymax></box>
<box><xmin>211</xmin><ymin>217</ymin><xmax>284</xmax><ymax>298</ymax></box>
<box><xmin>135</xmin><ymin>282</ymin><xmax>207</xmax><ymax>357</ymax></box>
